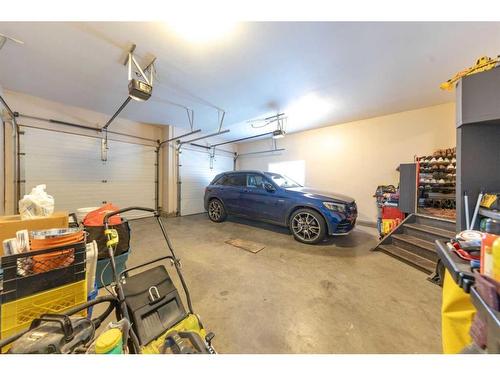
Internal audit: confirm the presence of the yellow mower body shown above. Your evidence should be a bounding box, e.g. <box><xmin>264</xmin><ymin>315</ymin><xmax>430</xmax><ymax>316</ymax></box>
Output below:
<box><xmin>140</xmin><ymin>314</ymin><xmax>207</xmax><ymax>354</ymax></box>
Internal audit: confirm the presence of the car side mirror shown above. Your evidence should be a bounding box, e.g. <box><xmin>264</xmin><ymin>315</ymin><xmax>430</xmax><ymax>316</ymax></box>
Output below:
<box><xmin>264</xmin><ymin>182</ymin><xmax>276</xmax><ymax>192</ymax></box>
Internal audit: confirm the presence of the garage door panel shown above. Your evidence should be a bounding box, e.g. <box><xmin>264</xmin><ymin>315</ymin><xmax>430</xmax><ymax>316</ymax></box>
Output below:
<box><xmin>179</xmin><ymin>147</ymin><xmax>233</xmax><ymax>216</ymax></box>
<box><xmin>22</xmin><ymin>127</ymin><xmax>155</xmax><ymax>220</ymax></box>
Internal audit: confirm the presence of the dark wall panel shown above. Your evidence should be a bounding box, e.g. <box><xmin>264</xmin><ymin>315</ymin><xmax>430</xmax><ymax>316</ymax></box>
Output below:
<box><xmin>399</xmin><ymin>163</ymin><xmax>417</xmax><ymax>214</ymax></box>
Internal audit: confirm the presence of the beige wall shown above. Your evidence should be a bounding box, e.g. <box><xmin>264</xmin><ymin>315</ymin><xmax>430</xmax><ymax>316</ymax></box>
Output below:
<box><xmin>237</xmin><ymin>102</ymin><xmax>456</xmax><ymax>224</ymax></box>
<box><xmin>1</xmin><ymin>89</ymin><xmax>170</xmax><ymax>215</ymax></box>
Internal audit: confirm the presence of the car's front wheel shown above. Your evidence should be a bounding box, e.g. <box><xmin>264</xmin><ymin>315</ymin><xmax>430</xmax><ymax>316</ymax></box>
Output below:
<box><xmin>290</xmin><ymin>208</ymin><xmax>326</xmax><ymax>244</ymax></box>
<box><xmin>208</xmin><ymin>199</ymin><xmax>227</xmax><ymax>223</ymax></box>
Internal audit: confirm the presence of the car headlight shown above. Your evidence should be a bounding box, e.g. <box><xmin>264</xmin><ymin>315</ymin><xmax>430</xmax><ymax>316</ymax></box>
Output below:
<box><xmin>323</xmin><ymin>202</ymin><xmax>346</xmax><ymax>212</ymax></box>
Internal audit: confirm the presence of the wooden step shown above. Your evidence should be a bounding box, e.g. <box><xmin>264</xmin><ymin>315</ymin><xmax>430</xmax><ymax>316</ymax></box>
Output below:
<box><xmin>403</xmin><ymin>223</ymin><xmax>455</xmax><ymax>240</ymax></box>
<box><xmin>414</xmin><ymin>214</ymin><xmax>455</xmax><ymax>232</ymax></box>
<box><xmin>378</xmin><ymin>244</ymin><xmax>436</xmax><ymax>274</ymax></box>
<box><xmin>391</xmin><ymin>233</ymin><xmax>437</xmax><ymax>261</ymax></box>
<box><xmin>392</xmin><ymin>233</ymin><xmax>435</xmax><ymax>252</ymax></box>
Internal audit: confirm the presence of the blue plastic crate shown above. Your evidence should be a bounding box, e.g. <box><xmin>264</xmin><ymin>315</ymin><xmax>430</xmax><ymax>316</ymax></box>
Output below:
<box><xmin>87</xmin><ymin>283</ymin><xmax>98</xmax><ymax>318</ymax></box>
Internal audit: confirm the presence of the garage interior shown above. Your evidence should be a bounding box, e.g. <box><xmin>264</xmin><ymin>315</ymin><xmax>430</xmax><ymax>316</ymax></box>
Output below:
<box><xmin>0</xmin><ymin>21</ymin><xmax>499</xmax><ymax>356</ymax></box>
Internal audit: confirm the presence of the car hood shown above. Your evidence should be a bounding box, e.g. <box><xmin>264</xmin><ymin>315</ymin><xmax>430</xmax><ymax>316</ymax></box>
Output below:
<box><xmin>285</xmin><ymin>187</ymin><xmax>355</xmax><ymax>203</ymax></box>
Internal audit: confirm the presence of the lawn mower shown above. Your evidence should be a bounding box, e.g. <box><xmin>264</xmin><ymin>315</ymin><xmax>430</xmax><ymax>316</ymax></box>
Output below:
<box><xmin>0</xmin><ymin>207</ymin><xmax>216</xmax><ymax>354</ymax></box>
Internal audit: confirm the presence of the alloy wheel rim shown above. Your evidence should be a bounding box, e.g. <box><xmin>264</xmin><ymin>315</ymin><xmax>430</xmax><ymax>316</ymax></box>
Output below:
<box><xmin>209</xmin><ymin>201</ymin><xmax>222</xmax><ymax>220</ymax></box>
<box><xmin>291</xmin><ymin>212</ymin><xmax>320</xmax><ymax>241</ymax></box>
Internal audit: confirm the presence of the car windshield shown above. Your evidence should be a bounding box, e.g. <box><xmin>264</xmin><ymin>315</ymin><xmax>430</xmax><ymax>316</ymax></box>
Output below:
<box><xmin>265</xmin><ymin>172</ymin><xmax>301</xmax><ymax>188</ymax></box>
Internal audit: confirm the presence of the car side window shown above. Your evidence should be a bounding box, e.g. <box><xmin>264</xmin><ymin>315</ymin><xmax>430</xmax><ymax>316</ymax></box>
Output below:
<box><xmin>247</xmin><ymin>174</ymin><xmax>265</xmax><ymax>189</ymax></box>
<box><xmin>226</xmin><ymin>174</ymin><xmax>246</xmax><ymax>187</ymax></box>
<box><xmin>213</xmin><ymin>175</ymin><xmax>227</xmax><ymax>185</ymax></box>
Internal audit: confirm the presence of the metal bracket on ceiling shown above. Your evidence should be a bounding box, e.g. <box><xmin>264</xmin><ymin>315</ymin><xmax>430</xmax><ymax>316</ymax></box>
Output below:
<box><xmin>0</xmin><ymin>32</ymin><xmax>24</xmax><ymax>52</ymax></box>
<box><xmin>186</xmin><ymin>108</ymin><xmax>195</xmax><ymax>131</ymax></box>
<box><xmin>217</xmin><ymin>110</ymin><xmax>226</xmax><ymax>133</ymax></box>
<box><xmin>124</xmin><ymin>43</ymin><xmax>156</xmax><ymax>86</ymax></box>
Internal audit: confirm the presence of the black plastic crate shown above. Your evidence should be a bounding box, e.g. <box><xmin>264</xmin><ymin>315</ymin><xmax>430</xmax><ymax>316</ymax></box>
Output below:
<box><xmin>435</xmin><ymin>240</ymin><xmax>475</xmax><ymax>293</ymax></box>
<box><xmin>0</xmin><ymin>241</ymin><xmax>86</xmax><ymax>304</ymax></box>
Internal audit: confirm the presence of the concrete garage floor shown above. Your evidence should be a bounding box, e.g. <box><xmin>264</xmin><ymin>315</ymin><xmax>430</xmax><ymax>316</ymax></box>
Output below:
<box><xmin>110</xmin><ymin>214</ymin><xmax>442</xmax><ymax>353</ymax></box>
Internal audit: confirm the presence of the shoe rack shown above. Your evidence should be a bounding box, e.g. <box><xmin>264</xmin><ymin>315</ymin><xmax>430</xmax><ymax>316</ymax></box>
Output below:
<box><xmin>417</xmin><ymin>148</ymin><xmax>457</xmax><ymax>211</ymax></box>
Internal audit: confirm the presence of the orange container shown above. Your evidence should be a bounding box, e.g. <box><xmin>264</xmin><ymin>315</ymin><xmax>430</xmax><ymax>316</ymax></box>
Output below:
<box><xmin>31</xmin><ymin>249</ymin><xmax>75</xmax><ymax>274</ymax></box>
<box><xmin>480</xmin><ymin>233</ymin><xmax>499</xmax><ymax>277</ymax></box>
<box><xmin>30</xmin><ymin>231</ymin><xmax>84</xmax><ymax>274</ymax></box>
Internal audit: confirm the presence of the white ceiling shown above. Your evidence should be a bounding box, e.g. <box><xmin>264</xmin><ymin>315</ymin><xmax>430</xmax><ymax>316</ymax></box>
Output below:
<box><xmin>1</xmin><ymin>22</ymin><xmax>500</xmax><ymax>141</ymax></box>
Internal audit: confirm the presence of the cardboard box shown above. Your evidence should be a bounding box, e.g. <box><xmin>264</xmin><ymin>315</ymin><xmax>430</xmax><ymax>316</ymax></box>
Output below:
<box><xmin>0</xmin><ymin>212</ymin><xmax>68</xmax><ymax>256</ymax></box>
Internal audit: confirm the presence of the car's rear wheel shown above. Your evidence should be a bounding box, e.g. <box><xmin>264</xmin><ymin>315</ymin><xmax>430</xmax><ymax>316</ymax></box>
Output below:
<box><xmin>290</xmin><ymin>208</ymin><xmax>326</xmax><ymax>244</ymax></box>
<box><xmin>208</xmin><ymin>199</ymin><xmax>227</xmax><ymax>222</ymax></box>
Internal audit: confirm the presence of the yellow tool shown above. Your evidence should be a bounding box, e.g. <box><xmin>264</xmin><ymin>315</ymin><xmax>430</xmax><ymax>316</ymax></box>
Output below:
<box><xmin>481</xmin><ymin>193</ymin><xmax>497</xmax><ymax>208</ymax></box>
<box><xmin>440</xmin><ymin>55</ymin><xmax>500</xmax><ymax>91</ymax></box>
<box><xmin>105</xmin><ymin>229</ymin><xmax>119</xmax><ymax>248</ymax></box>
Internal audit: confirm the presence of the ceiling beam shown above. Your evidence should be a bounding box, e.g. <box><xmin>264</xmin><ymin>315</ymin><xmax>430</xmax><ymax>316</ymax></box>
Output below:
<box><xmin>210</xmin><ymin>131</ymin><xmax>275</xmax><ymax>148</ymax></box>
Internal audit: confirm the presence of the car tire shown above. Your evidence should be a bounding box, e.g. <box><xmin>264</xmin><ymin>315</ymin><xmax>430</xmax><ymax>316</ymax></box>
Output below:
<box><xmin>208</xmin><ymin>199</ymin><xmax>227</xmax><ymax>223</ymax></box>
<box><xmin>289</xmin><ymin>208</ymin><xmax>326</xmax><ymax>244</ymax></box>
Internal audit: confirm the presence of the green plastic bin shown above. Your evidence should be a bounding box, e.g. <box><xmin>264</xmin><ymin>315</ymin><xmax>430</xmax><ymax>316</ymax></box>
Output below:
<box><xmin>96</xmin><ymin>250</ymin><xmax>130</xmax><ymax>289</ymax></box>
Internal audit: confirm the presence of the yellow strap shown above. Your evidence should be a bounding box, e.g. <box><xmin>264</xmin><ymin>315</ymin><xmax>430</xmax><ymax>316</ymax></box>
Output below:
<box><xmin>105</xmin><ymin>229</ymin><xmax>119</xmax><ymax>247</ymax></box>
<box><xmin>441</xmin><ymin>270</ymin><xmax>476</xmax><ymax>353</ymax></box>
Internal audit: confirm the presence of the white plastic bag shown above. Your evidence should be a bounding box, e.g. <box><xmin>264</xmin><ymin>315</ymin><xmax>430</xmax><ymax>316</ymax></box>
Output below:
<box><xmin>18</xmin><ymin>184</ymin><xmax>55</xmax><ymax>219</ymax></box>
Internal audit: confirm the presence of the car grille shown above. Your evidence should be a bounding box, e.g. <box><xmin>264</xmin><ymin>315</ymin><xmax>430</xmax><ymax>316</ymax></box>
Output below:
<box><xmin>346</xmin><ymin>202</ymin><xmax>357</xmax><ymax>217</ymax></box>
<box><xmin>336</xmin><ymin>219</ymin><xmax>356</xmax><ymax>232</ymax></box>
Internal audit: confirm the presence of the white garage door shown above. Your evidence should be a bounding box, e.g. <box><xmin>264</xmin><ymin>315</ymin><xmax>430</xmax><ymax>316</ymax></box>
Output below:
<box><xmin>21</xmin><ymin>127</ymin><xmax>156</xmax><ymax>220</ymax></box>
<box><xmin>179</xmin><ymin>146</ymin><xmax>234</xmax><ymax>216</ymax></box>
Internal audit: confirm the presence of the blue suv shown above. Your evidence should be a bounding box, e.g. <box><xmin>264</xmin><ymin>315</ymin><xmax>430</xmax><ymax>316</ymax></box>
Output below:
<box><xmin>204</xmin><ymin>170</ymin><xmax>357</xmax><ymax>244</ymax></box>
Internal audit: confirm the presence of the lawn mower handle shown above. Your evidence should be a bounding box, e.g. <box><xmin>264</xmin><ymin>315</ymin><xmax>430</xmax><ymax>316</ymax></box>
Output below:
<box><xmin>103</xmin><ymin>207</ymin><xmax>158</xmax><ymax>225</ymax></box>
<box><xmin>102</xmin><ymin>205</ymin><xmax>195</xmax><ymax>341</ymax></box>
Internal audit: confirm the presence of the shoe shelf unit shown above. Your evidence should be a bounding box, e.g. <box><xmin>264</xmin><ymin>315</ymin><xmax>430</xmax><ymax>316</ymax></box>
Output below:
<box><xmin>416</xmin><ymin>148</ymin><xmax>457</xmax><ymax>219</ymax></box>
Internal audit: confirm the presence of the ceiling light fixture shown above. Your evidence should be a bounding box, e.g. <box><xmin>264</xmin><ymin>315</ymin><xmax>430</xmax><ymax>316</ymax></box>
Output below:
<box><xmin>164</xmin><ymin>20</ymin><xmax>238</xmax><ymax>44</ymax></box>
<box><xmin>286</xmin><ymin>93</ymin><xmax>333</xmax><ymax>128</ymax></box>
